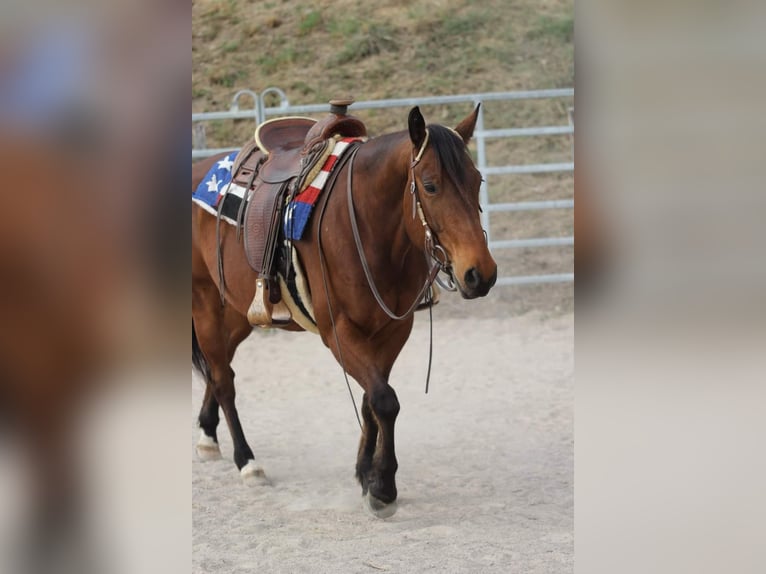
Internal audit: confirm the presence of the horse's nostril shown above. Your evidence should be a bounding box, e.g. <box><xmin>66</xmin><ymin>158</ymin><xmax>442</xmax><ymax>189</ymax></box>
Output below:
<box><xmin>464</xmin><ymin>267</ymin><xmax>481</xmax><ymax>289</ymax></box>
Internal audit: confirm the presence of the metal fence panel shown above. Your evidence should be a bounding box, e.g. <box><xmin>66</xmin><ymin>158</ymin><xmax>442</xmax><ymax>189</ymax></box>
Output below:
<box><xmin>192</xmin><ymin>89</ymin><xmax>574</xmax><ymax>287</ymax></box>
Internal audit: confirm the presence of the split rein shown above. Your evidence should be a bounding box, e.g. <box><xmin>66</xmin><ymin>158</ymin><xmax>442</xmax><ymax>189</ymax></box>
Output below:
<box><xmin>346</xmin><ymin>128</ymin><xmax>457</xmax><ymax>323</ymax></box>
<box><xmin>343</xmin><ymin>129</ymin><xmax>456</xmax><ymax>396</ymax></box>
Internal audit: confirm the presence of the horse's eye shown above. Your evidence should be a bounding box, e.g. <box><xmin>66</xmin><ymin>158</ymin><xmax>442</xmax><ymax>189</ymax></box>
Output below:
<box><xmin>423</xmin><ymin>182</ymin><xmax>437</xmax><ymax>195</ymax></box>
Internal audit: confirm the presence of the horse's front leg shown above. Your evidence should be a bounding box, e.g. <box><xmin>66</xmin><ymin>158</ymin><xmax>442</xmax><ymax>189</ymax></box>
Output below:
<box><xmin>324</xmin><ymin>316</ymin><xmax>407</xmax><ymax>517</ymax></box>
<box><xmin>360</xmin><ymin>379</ymin><xmax>400</xmax><ymax>518</ymax></box>
<box><xmin>355</xmin><ymin>393</ymin><xmax>378</xmax><ymax>493</ymax></box>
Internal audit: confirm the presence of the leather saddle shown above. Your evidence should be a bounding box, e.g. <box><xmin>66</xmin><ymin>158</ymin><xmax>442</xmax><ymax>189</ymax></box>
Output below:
<box><xmin>229</xmin><ymin>98</ymin><xmax>368</xmax><ymax>327</ymax></box>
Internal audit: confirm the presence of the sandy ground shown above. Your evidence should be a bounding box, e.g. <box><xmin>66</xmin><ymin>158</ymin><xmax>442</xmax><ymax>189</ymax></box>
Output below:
<box><xmin>192</xmin><ymin>310</ymin><xmax>573</xmax><ymax>574</ymax></box>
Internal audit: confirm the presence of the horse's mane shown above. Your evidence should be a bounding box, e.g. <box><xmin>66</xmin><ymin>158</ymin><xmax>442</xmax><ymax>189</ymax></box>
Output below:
<box><xmin>427</xmin><ymin>124</ymin><xmax>475</xmax><ymax>197</ymax></box>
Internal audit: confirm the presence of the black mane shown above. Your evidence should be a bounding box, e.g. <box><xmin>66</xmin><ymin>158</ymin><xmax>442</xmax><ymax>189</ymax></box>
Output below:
<box><xmin>428</xmin><ymin>124</ymin><xmax>475</xmax><ymax>194</ymax></box>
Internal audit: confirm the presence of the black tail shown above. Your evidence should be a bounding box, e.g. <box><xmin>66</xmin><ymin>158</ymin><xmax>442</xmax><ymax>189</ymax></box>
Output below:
<box><xmin>192</xmin><ymin>319</ymin><xmax>211</xmax><ymax>382</ymax></box>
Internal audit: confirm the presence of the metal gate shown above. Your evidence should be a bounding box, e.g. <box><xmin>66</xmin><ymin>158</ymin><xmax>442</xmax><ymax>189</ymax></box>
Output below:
<box><xmin>192</xmin><ymin>88</ymin><xmax>574</xmax><ymax>286</ymax></box>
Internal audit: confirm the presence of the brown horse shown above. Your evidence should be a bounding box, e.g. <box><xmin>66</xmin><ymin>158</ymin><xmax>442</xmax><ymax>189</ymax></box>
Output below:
<box><xmin>191</xmin><ymin>105</ymin><xmax>497</xmax><ymax>517</ymax></box>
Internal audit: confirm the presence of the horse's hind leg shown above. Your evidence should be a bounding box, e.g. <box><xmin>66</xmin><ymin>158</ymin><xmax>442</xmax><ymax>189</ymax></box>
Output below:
<box><xmin>193</xmin><ymin>284</ymin><xmax>265</xmax><ymax>483</ymax></box>
<box><xmin>196</xmin><ymin>385</ymin><xmax>222</xmax><ymax>460</ymax></box>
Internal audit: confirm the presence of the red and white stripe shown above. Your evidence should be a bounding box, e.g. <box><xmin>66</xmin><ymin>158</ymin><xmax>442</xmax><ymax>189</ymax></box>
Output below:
<box><xmin>293</xmin><ymin>137</ymin><xmax>361</xmax><ymax>205</ymax></box>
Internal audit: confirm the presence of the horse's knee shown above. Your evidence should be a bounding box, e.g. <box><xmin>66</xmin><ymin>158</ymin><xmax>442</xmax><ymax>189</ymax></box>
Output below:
<box><xmin>369</xmin><ymin>386</ymin><xmax>399</xmax><ymax>421</ymax></box>
<box><xmin>209</xmin><ymin>367</ymin><xmax>236</xmax><ymax>403</ymax></box>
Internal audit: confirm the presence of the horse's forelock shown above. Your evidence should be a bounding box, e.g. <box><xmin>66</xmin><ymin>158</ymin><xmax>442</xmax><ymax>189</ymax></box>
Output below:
<box><xmin>427</xmin><ymin>124</ymin><xmax>476</xmax><ymax>196</ymax></box>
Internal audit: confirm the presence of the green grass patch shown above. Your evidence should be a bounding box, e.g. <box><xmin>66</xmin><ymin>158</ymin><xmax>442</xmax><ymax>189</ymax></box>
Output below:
<box><xmin>198</xmin><ymin>22</ymin><xmax>222</xmax><ymax>43</ymax></box>
<box><xmin>333</xmin><ymin>22</ymin><xmax>398</xmax><ymax>65</ymax></box>
<box><xmin>192</xmin><ymin>87</ymin><xmax>211</xmax><ymax>99</ymax></box>
<box><xmin>289</xmin><ymin>81</ymin><xmax>315</xmax><ymax>96</ymax></box>
<box><xmin>221</xmin><ymin>39</ymin><xmax>240</xmax><ymax>53</ymax></box>
<box><xmin>442</xmin><ymin>10</ymin><xmax>490</xmax><ymax>36</ymax></box>
<box><xmin>299</xmin><ymin>10</ymin><xmax>322</xmax><ymax>35</ymax></box>
<box><xmin>527</xmin><ymin>15</ymin><xmax>573</xmax><ymax>43</ymax></box>
<box><xmin>328</xmin><ymin>17</ymin><xmax>362</xmax><ymax>38</ymax></box>
<box><xmin>206</xmin><ymin>119</ymin><xmax>236</xmax><ymax>145</ymax></box>
<box><xmin>210</xmin><ymin>69</ymin><xmax>247</xmax><ymax>88</ymax></box>
<box><xmin>256</xmin><ymin>45</ymin><xmax>309</xmax><ymax>74</ymax></box>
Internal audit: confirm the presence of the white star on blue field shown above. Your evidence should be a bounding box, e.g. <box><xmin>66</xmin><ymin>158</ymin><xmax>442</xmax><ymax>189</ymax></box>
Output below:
<box><xmin>192</xmin><ymin>151</ymin><xmax>238</xmax><ymax>208</ymax></box>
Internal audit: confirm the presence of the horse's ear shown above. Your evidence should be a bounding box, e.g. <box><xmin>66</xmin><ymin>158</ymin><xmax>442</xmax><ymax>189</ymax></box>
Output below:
<box><xmin>454</xmin><ymin>103</ymin><xmax>481</xmax><ymax>144</ymax></box>
<box><xmin>408</xmin><ymin>106</ymin><xmax>427</xmax><ymax>150</ymax></box>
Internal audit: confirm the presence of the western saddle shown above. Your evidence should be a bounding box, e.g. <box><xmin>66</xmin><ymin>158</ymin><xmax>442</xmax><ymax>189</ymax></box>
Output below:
<box><xmin>229</xmin><ymin>98</ymin><xmax>367</xmax><ymax>327</ymax></box>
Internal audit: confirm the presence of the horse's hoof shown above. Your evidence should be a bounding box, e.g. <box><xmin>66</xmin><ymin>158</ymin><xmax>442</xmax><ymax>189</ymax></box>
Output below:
<box><xmin>365</xmin><ymin>493</ymin><xmax>398</xmax><ymax>519</ymax></box>
<box><xmin>196</xmin><ymin>432</ymin><xmax>222</xmax><ymax>461</ymax></box>
<box><xmin>240</xmin><ymin>461</ymin><xmax>270</xmax><ymax>485</ymax></box>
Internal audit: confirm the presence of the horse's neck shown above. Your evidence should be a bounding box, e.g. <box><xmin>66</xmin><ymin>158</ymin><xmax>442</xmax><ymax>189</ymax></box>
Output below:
<box><xmin>358</xmin><ymin>132</ymin><xmax>410</xmax><ymax>202</ymax></box>
<box><xmin>354</xmin><ymin>136</ymin><xmax>421</xmax><ymax>269</ymax></box>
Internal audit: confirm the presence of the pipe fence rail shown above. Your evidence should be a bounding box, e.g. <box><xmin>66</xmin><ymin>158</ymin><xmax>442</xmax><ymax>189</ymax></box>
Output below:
<box><xmin>192</xmin><ymin>88</ymin><xmax>574</xmax><ymax>287</ymax></box>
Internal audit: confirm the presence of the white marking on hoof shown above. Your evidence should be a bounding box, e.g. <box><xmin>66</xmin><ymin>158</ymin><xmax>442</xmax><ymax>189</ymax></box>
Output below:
<box><xmin>240</xmin><ymin>460</ymin><xmax>270</xmax><ymax>485</ymax></box>
<box><xmin>365</xmin><ymin>493</ymin><xmax>398</xmax><ymax>519</ymax></box>
<box><xmin>196</xmin><ymin>431</ymin><xmax>222</xmax><ymax>461</ymax></box>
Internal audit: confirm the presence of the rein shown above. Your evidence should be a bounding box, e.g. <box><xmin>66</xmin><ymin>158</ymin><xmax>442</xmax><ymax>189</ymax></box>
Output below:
<box><xmin>346</xmin><ymin>129</ymin><xmax>453</xmax><ymax>322</ymax></box>
<box><xmin>317</xmin><ymin>130</ymin><xmax>461</xmax><ymax>428</ymax></box>
<box><xmin>347</xmin><ymin>154</ymin><xmax>439</xmax><ymax>321</ymax></box>
<box><xmin>315</xmin><ymin>143</ymin><xmax>365</xmax><ymax>429</ymax></box>
<box><xmin>344</xmin><ymin>130</ymin><xmax>454</xmax><ymax>394</ymax></box>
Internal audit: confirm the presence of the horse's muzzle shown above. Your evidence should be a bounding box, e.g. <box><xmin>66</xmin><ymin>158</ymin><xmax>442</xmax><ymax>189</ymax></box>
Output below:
<box><xmin>459</xmin><ymin>266</ymin><xmax>497</xmax><ymax>299</ymax></box>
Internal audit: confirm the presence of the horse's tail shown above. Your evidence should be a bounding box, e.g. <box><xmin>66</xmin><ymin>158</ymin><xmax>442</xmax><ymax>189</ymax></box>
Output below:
<box><xmin>192</xmin><ymin>319</ymin><xmax>211</xmax><ymax>383</ymax></box>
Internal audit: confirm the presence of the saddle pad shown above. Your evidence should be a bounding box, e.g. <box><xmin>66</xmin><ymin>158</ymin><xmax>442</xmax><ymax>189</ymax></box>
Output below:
<box><xmin>283</xmin><ymin>137</ymin><xmax>361</xmax><ymax>241</ymax></box>
<box><xmin>192</xmin><ymin>152</ymin><xmax>243</xmax><ymax>223</ymax></box>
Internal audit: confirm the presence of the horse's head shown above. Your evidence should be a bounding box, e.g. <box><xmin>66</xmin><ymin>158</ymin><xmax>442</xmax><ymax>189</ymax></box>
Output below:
<box><xmin>405</xmin><ymin>105</ymin><xmax>497</xmax><ymax>299</ymax></box>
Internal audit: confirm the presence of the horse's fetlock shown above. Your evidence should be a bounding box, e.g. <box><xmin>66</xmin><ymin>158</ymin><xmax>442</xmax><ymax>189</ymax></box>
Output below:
<box><xmin>198</xmin><ymin>417</ymin><xmax>219</xmax><ymax>440</ymax></box>
<box><xmin>198</xmin><ymin>403</ymin><xmax>220</xmax><ymax>429</ymax></box>
<box><xmin>369</xmin><ymin>475</ymin><xmax>397</xmax><ymax>504</ymax></box>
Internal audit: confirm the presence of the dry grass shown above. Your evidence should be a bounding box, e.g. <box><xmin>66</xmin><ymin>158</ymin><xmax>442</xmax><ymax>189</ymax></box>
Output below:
<box><xmin>192</xmin><ymin>0</ymin><xmax>574</xmax><ymax>315</ymax></box>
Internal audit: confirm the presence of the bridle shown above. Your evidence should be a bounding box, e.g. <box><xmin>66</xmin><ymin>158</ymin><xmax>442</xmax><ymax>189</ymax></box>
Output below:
<box><xmin>408</xmin><ymin>129</ymin><xmax>460</xmax><ymax>293</ymax></box>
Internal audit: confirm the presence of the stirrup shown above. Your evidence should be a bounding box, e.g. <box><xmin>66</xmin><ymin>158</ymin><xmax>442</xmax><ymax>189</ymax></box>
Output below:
<box><xmin>247</xmin><ymin>278</ymin><xmax>272</xmax><ymax>326</ymax></box>
<box><xmin>247</xmin><ymin>278</ymin><xmax>292</xmax><ymax>327</ymax></box>
<box><xmin>271</xmin><ymin>299</ymin><xmax>292</xmax><ymax>324</ymax></box>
